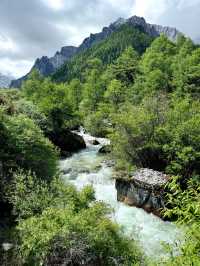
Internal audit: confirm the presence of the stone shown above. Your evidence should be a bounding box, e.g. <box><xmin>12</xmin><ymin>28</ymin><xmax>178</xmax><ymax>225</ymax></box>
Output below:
<box><xmin>115</xmin><ymin>168</ymin><xmax>170</xmax><ymax>218</ymax></box>
<box><xmin>10</xmin><ymin>46</ymin><xmax>77</xmax><ymax>88</ymax></box>
<box><xmin>48</xmin><ymin>129</ymin><xmax>86</xmax><ymax>156</ymax></box>
<box><xmin>92</xmin><ymin>139</ymin><xmax>100</xmax><ymax>145</ymax></box>
<box><xmin>2</xmin><ymin>243</ymin><xmax>13</xmax><ymax>251</ymax></box>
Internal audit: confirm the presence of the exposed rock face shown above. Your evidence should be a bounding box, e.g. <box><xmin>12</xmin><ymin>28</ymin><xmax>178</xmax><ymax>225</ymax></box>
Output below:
<box><xmin>0</xmin><ymin>73</ymin><xmax>13</xmax><ymax>88</ymax></box>
<box><xmin>48</xmin><ymin>129</ymin><xmax>86</xmax><ymax>157</ymax></box>
<box><xmin>115</xmin><ymin>168</ymin><xmax>170</xmax><ymax>218</ymax></box>
<box><xmin>11</xmin><ymin>15</ymin><xmax>181</xmax><ymax>88</ymax></box>
<box><xmin>10</xmin><ymin>46</ymin><xmax>77</xmax><ymax>88</ymax></box>
<box><xmin>127</xmin><ymin>16</ymin><xmax>180</xmax><ymax>41</ymax></box>
<box><xmin>78</xmin><ymin>16</ymin><xmax>180</xmax><ymax>53</ymax></box>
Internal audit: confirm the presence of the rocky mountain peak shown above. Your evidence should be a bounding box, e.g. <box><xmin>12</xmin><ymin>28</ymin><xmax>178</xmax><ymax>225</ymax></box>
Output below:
<box><xmin>112</xmin><ymin>17</ymin><xmax>126</xmax><ymax>27</ymax></box>
<box><xmin>10</xmin><ymin>46</ymin><xmax>77</xmax><ymax>88</ymax></box>
<box><xmin>127</xmin><ymin>15</ymin><xmax>180</xmax><ymax>41</ymax></box>
<box><xmin>11</xmin><ymin>15</ymin><xmax>182</xmax><ymax>88</ymax></box>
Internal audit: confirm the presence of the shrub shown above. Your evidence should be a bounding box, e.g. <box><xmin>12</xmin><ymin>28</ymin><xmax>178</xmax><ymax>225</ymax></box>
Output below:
<box><xmin>1</xmin><ymin>114</ymin><xmax>58</xmax><ymax>181</ymax></box>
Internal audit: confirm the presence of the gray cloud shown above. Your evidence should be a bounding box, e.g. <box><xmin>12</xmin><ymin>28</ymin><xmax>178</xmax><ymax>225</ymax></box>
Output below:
<box><xmin>0</xmin><ymin>0</ymin><xmax>134</xmax><ymax>76</ymax></box>
<box><xmin>0</xmin><ymin>0</ymin><xmax>199</xmax><ymax>77</ymax></box>
<box><xmin>159</xmin><ymin>1</ymin><xmax>200</xmax><ymax>40</ymax></box>
<box><xmin>132</xmin><ymin>0</ymin><xmax>200</xmax><ymax>39</ymax></box>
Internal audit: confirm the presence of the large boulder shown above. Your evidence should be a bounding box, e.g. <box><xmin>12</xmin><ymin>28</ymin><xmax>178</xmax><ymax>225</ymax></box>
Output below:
<box><xmin>115</xmin><ymin>168</ymin><xmax>170</xmax><ymax>218</ymax></box>
<box><xmin>48</xmin><ymin>129</ymin><xmax>86</xmax><ymax>156</ymax></box>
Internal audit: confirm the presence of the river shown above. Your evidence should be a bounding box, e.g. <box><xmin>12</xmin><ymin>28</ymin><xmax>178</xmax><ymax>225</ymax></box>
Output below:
<box><xmin>59</xmin><ymin>131</ymin><xmax>181</xmax><ymax>261</ymax></box>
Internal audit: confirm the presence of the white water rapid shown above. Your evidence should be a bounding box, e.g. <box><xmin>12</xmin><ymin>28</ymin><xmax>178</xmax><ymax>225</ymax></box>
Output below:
<box><xmin>59</xmin><ymin>131</ymin><xmax>181</xmax><ymax>261</ymax></box>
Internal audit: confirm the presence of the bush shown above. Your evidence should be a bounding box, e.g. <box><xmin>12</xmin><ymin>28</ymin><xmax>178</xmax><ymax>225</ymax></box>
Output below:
<box><xmin>8</xmin><ymin>171</ymin><xmax>95</xmax><ymax>220</ymax></box>
<box><xmin>6</xmin><ymin>172</ymin><xmax>143</xmax><ymax>266</ymax></box>
<box><xmin>160</xmin><ymin>178</ymin><xmax>200</xmax><ymax>266</ymax></box>
<box><xmin>14</xmin><ymin>99</ymin><xmax>49</xmax><ymax>132</ymax></box>
<box><xmin>17</xmin><ymin>204</ymin><xmax>142</xmax><ymax>266</ymax></box>
<box><xmin>110</xmin><ymin>94</ymin><xmax>200</xmax><ymax>182</ymax></box>
<box><xmin>1</xmin><ymin>114</ymin><xmax>58</xmax><ymax>180</ymax></box>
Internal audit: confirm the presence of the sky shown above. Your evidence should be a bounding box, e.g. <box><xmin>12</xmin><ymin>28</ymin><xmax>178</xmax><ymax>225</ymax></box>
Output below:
<box><xmin>0</xmin><ymin>0</ymin><xmax>199</xmax><ymax>78</ymax></box>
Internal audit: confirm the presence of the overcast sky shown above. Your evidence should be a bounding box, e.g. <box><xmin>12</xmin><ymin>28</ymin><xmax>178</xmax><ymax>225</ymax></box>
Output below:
<box><xmin>0</xmin><ymin>0</ymin><xmax>199</xmax><ymax>78</ymax></box>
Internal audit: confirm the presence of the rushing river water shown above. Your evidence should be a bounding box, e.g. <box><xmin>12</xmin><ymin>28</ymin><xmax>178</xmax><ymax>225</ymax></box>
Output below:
<box><xmin>59</xmin><ymin>131</ymin><xmax>181</xmax><ymax>260</ymax></box>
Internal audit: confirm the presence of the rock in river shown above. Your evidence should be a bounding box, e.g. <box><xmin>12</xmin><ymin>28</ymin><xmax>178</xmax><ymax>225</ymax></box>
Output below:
<box><xmin>48</xmin><ymin>129</ymin><xmax>86</xmax><ymax>156</ymax></box>
<box><xmin>115</xmin><ymin>168</ymin><xmax>170</xmax><ymax>218</ymax></box>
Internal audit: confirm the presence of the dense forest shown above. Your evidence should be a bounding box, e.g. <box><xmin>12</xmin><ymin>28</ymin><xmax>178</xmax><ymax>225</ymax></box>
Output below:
<box><xmin>0</xmin><ymin>23</ymin><xmax>200</xmax><ymax>265</ymax></box>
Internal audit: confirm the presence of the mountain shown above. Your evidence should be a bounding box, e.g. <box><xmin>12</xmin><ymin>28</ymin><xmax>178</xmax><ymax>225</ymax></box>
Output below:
<box><xmin>10</xmin><ymin>16</ymin><xmax>181</xmax><ymax>88</ymax></box>
<box><xmin>76</xmin><ymin>16</ymin><xmax>179</xmax><ymax>52</ymax></box>
<box><xmin>0</xmin><ymin>73</ymin><xmax>13</xmax><ymax>88</ymax></box>
<box><xmin>10</xmin><ymin>46</ymin><xmax>77</xmax><ymax>88</ymax></box>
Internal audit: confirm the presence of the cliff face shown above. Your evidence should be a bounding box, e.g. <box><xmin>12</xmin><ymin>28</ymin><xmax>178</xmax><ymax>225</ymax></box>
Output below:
<box><xmin>115</xmin><ymin>168</ymin><xmax>170</xmax><ymax>218</ymax></box>
<box><xmin>78</xmin><ymin>16</ymin><xmax>180</xmax><ymax>53</ymax></box>
<box><xmin>10</xmin><ymin>16</ymin><xmax>181</xmax><ymax>88</ymax></box>
<box><xmin>10</xmin><ymin>46</ymin><xmax>77</xmax><ymax>88</ymax></box>
<box><xmin>127</xmin><ymin>16</ymin><xmax>180</xmax><ymax>41</ymax></box>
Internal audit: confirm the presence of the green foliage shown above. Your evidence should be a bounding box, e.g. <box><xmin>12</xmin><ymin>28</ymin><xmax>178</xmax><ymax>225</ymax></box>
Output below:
<box><xmin>84</xmin><ymin>103</ymin><xmax>112</xmax><ymax>137</ymax></box>
<box><xmin>2</xmin><ymin>114</ymin><xmax>58</xmax><ymax>180</ymax></box>
<box><xmin>18</xmin><ymin>205</ymin><xmax>141</xmax><ymax>266</ymax></box>
<box><xmin>109</xmin><ymin>94</ymin><xmax>200</xmax><ymax>179</ymax></box>
<box><xmin>80</xmin><ymin>58</ymin><xmax>106</xmax><ymax>115</ymax></box>
<box><xmin>106</xmin><ymin>46</ymin><xmax>139</xmax><ymax>85</ymax></box>
<box><xmin>67</xmin><ymin>78</ymin><xmax>83</xmax><ymax>111</ymax></box>
<box><xmin>81</xmin><ymin>47</ymin><xmax>141</xmax><ymax>135</ymax></box>
<box><xmin>7</xmin><ymin>171</ymin><xmax>95</xmax><ymax>220</ymax></box>
<box><xmin>172</xmin><ymin>46</ymin><xmax>200</xmax><ymax>96</ymax></box>
<box><xmin>104</xmin><ymin>79</ymin><xmax>125</xmax><ymax>107</ymax></box>
<box><xmin>133</xmin><ymin>35</ymin><xmax>176</xmax><ymax>97</ymax></box>
<box><xmin>22</xmin><ymin>71</ymin><xmax>77</xmax><ymax>132</ymax></box>
<box><xmin>159</xmin><ymin>178</ymin><xmax>200</xmax><ymax>266</ymax></box>
<box><xmin>5</xmin><ymin>171</ymin><xmax>142</xmax><ymax>266</ymax></box>
<box><xmin>0</xmin><ymin>90</ymin><xmax>58</xmax><ymax>212</ymax></box>
<box><xmin>14</xmin><ymin>99</ymin><xmax>49</xmax><ymax>131</ymax></box>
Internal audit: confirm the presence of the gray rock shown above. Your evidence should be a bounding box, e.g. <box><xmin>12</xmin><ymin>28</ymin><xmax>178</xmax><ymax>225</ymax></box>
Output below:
<box><xmin>2</xmin><ymin>243</ymin><xmax>13</xmax><ymax>251</ymax></box>
<box><xmin>10</xmin><ymin>46</ymin><xmax>77</xmax><ymax>88</ymax></box>
<box><xmin>48</xmin><ymin>129</ymin><xmax>86</xmax><ymax>157</ymax></box>
<box><xmin>115</xmin><ymin>168</ymin><xmax>170</xmax><ymax>218</ymax></box>
<box><xmin>92</xmin><ymin>139</ymin><xmax>100</xmax><ymax>146</ymax></box>
<box><xmin>127</xmin><ymin>16</ymin><xmax>180</xmax><ymax>41</ymax></box>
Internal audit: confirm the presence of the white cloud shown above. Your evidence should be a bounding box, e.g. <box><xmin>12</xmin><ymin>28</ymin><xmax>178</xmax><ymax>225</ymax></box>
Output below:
<box><xmin>0</xmin><ymin>58</ymin><xmax>33</xmax><ymax>78</ymax></box>
<box><xmin>0</xmin><ymin>0</ymin><xmax>199</xmax><ymax>77</ymax></box>
<box><xmin>0</xmin><ymin>34</ymin><xmax>17</xmax><ymax>53</ymax></box>
<box><xmin>177</xmin><ymin>0</ymin><xmax>200</xmax><ymax>9</ymax></box>
<box><xmin>132</xmin><ymin>0</ymin><xmax>171</xmax><ymax>23</ymax></box>
<box><xmin>108</xmin><ymin>0</ymin><xmax>134</xmax><ymax>16</ymax></box>
<box><xmin>42</xmin><ymin>0</ymin><xmax>64</xmax><ymax>10</ymax></box>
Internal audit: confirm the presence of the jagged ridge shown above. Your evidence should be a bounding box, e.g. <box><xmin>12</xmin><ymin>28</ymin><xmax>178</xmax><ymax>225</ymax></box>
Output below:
<box><xmin>10</xmin><ymin>16</ymin><xmax>181</xmax><ymax>88</ymax></box>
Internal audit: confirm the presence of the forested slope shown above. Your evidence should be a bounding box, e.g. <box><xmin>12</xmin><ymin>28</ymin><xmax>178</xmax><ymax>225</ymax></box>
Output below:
<box><xmin>52</xmin><ymin>24</ymin><xmax>153</xmax><ymax>82</ymax></box>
